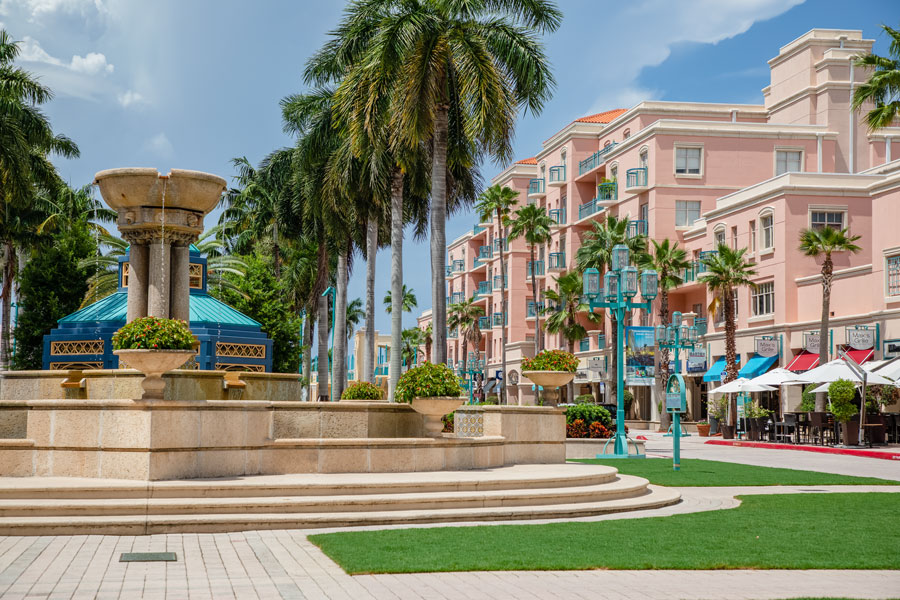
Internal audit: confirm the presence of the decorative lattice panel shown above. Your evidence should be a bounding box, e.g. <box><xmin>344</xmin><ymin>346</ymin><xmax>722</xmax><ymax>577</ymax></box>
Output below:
<box><xmin>215</xmin><ymin>363</ymin><xmax>265</xmax><ymax>372</ymax></box>
<box><xmin>122</xmin><ymin>262</ymin><xmax>130</xmax><ymax>287</ymax></box>
<box><xmin>49</xmin><ymin>361</ymin><xmax>103</xmax><ymax>370</ymax></box>
<box><xmin>50</xmin><ymin>340</ymin><xmax>105</xmax><ymax>356</ymax></box>
<box><xmin>189</xmin><ymin>263</ymin><xmax>203</xmax><ymax>289</ymax></box>
<box><xmin>216</xmin><ymin>342</ymin><xmax>266</xmax><ymax>359</ymax></box>
<box><xmin>455</xmin><ymin>412</ymin><xmax>484</xmax><ymax>437</ymax></box>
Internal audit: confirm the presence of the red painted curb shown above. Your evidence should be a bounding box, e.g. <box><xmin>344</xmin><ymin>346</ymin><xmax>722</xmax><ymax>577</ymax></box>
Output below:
<box><xmin>704</xmin><ymin>439</ymin><xmax>900</xmax><ymax>461</ymax></box>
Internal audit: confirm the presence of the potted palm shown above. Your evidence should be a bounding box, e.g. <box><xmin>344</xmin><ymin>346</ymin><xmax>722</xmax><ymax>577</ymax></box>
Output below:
<box><xmin>829</xmin><ymin>379</ymin><xmax>859</xmax><ymax>446</ymax></box>
<box><xmin>522</xmin><ymin>349</ymin><xmax>578</xmax><ymax>406</ymax></box>
<box><xmin>112</xmin><ymin>317</ymin><xmax>197</xmax><ymax>400</ymax></box>
<box><xmin>395</xmin><ymin>362</ymin><xmax>465</xmax><ymax>437</ymax></box>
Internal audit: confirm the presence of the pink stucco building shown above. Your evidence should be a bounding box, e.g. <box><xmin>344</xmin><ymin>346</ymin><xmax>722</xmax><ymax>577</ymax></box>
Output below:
<box><xmin>419</xmin><ymin>29</ymin><xmax>900</xmax><ymax>423</ymax></box>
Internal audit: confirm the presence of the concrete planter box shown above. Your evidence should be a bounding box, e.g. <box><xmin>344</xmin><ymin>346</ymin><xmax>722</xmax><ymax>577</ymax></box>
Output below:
<box><xmin>565</xmin><ymin>438</ymin><xmax>646</xmax><ymax>459</ymax></box>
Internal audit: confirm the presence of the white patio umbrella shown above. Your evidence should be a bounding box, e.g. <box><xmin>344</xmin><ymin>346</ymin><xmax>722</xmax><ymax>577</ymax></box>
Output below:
<box><xmin>749</xmin><ymin>368</ymin><xmax>807</xmax><ymax>386</ymax></box>
<box><xmin>709</xmin><ymin>378</ymin><xmax>777</xmax><ymax>394</ymax></box>
<box><xmin>796</xmin><ymin>359</ymin><xmax>894</xmax><ymax>386</ymax></box>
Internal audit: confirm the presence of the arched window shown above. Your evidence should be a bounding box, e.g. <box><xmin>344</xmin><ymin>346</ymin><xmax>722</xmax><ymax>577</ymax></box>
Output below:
<box><xmin>759</xmin><ymin>208</ymin><xmax>775</xmax><ymax>251</ymax></box>
<box><xmin>623</xmin><ymin>129</ymin><xmax>631</xmax><ymax>139</ymax></box>
<box><xmin>639</xmin><ymin>146</ymin><xmax>649</xmax><ymax>170</ymax></box>
<box><xmin>713</xmin><ymin>224</ymin><xmax>726</xmax><ymax>246</ymax></box>
<box><xmin>560</xmin><ymin>148</ymin><xmax>567</xmax><ymax>167</ymax></box>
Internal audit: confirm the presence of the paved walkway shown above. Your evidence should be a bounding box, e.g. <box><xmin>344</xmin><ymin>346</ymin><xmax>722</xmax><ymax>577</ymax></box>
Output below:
<box><xmin>1</xmin><ymin>439</ymin><xmax>898</xmax><ymax>599</ymax></box>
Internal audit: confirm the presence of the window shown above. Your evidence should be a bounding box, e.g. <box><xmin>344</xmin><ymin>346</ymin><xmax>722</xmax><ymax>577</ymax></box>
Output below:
<box><xmin>715</xmin><ymin>291</ymin><xmax>739</xmax><ymax>323</ymax></box>
<box><xmin>639</xmin><ymin>148</ymin><xmax>648</xmax><ymax>170</ymax></box>
<box><xmin>749</xmin><ymin>221</ymin><xmax>757</xmax><ymax>252</ymax></box>
<box><xmin>675</xmin><ymin>147</ymin><xmax>702</xmax><ymax>175</ymax></box>
<box><xmin>675</xmin><ymin>201</ymin><xmax>701</xmax><ymax>227</ymax></box>
<box><xmin>561</xmin><ymin>148</ymin><xmax>566</xmax><ymax>167</ymax></box>
<box><xmin>623</xmin><ymin>129</ymin><xmax>630</xmax><ymax>139</ymax></box>
<box><xmin>121</xmin><ymin>262</ymin><xmax>129</xmax><ymax>287</ymax></box>
<box><xmin>752</xmin><ymin>282</ymin><xmax>775</xmax><ymax>316</ymax></box>
<box><xmin>714</xmin><ymin>226</ymin><xmax>726</xmax><ymax>246</ymax></box>
<box><xmin>761</xmin><ymin>213</ymin><xmax>774</xmax><ymax>250</ymax></box>
<box><xmin>731</xmin><ymin>226</ymin><xmax>738</xmax><ymax>250</ymax></box>
<box><xmin>775</xmin><ymin>150</ymin><xmax>802</xmax><ymax>175</ymax></box>
<box><xmin>888</xmin><ymin>256</ymin><xmax>900</xmax><ymax>296</ymax></box>
<box><xmin>610</xmin><ymin>165</ymin><xmax>618</xmax><ymax>182</ymax></box>
<box><xmin>811</xmin><ymin>211</ymin><xmax>844</xmax><ymax>231</ymax></box>
<box><xmin>640</xmin><ymin>203</ymin><xmax>648</xmax><ymax>222</ymax></box>
<box><xmin>189</xmin><ymin>263</ymin><xmax>203</xmax><ymax>289</ymax></box>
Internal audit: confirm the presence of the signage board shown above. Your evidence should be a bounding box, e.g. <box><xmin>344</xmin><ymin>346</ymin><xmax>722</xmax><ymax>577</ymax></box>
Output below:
<box><xmin>803</xmin><ymin>333</ymin><xmax>820</xmax><ymax>354</ymax></box>
<box><xmin>846</xmin><ymin>328</ymin><xmax>875</xmax><ymax>350</ymax></box>
<box><xmin>625</xmin><ymin>326</ymin><xmax>656</xmax><ymax>386</ymax></box>
<box><xmin>756</xmin><ymin>338</ymin><xmax>779</xmax><ymax>358</ymax></box>
<box><xmin>665</xmin><ymin>373</ymin><xmax>686</xmax><ymax>413</ymax></box>
<box><xmin>686</xmin><ymin>350</ymin><xmax>707</xmax><ymax>373</ymax></box>
<box><xmin>508</xmin><ymin>370</ymin><xmax>519</xmax><ymax>385</ymax></box>
<box><xmin>587</xmin><ymin>357</ymin><xmax>605</xmax><ymax>371</ymax></box>
<box><xmin>884</xmin><ymin>339</ymin><xmax>900</xmax><ymax>359</ymax></box>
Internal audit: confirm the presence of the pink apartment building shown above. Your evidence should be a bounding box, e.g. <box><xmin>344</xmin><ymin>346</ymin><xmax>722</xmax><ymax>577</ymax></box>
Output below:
<box><xmin>418</xmin><ymin>29</ymin><xmax>900</xmax><ymax>424</ymax></box>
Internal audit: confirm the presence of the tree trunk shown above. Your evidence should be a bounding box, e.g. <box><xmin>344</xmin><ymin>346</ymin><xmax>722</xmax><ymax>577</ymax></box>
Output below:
<box><xmin>566</xmin><ymin>337</ymin><xmax>575</xmax><ymax>404</ymax></box>
<box><xmin>389</xmin><ymin>169</ymin><xmax>404</xmax><ymax>401</ymax></box>
<box><xmin>723</xmin><ymin>287</ymin><xmax>739</xmax><ymax>425</ymax></box>
<box><xmin>530</xmin><ymin>245</ymin><xmax>541</xmax><ymax>405</ymax></box>
<box><xmin>431</xmin><ymin>103</ymin><xmax>449</xmax><ymax>366</ymax></box>
<box><xmin>657</xmin><ymin>288</ymin><xmax>671</xmax><ymax>431</ymax></box>
<box><xmin>273</xmin><ymin>220</ymin><xmax>281</xmax><ymax>279</ymax></box>
<box><xmin>816</xmin><ymin>254</ymin><xmax>833</xmax><ymax>412</ymax></box>
<box><xmin>0</xmin><ymin>242</ymin><xmax>14</xmax><ymax>371</ymax></box>
<box><xmin>364</xmin><ymin>217</ymin><xmax>378</xmax><ymax>383</ymax></box>
<box><xmin>332</xmin><ymin>246</ymin><xmax>349</xmax><ymax>401</ymax></box>
<box><xmin>302</xmin><ymin>309</ymin><xmax>313</xmax><ymax>400</ymax></box>
<box><xmin>497</xmin><ymin>210</ymin><xmax>509</xmax><ymax>404</ymax></box>
<box><xmin>317</xmin><ymin>294</ymin><xmax>329</xmax><ymax>401</ymax></box>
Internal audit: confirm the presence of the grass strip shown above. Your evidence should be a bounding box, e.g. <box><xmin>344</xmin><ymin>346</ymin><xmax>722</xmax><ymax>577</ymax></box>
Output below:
<box><xmin>569</xmin><ymin>458</ymin><xmax>900</xmax><ymax>487</ymax></box>
<box><xmin>310</xmin><ymin>493</ymin><xmax>900</xmax><ymax>574</ymax></box>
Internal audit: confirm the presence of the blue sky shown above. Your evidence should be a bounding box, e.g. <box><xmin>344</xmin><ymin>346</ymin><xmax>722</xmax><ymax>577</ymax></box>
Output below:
<box><xmin>1</xmin><ymin>0</ymin><xmax>895</xmax><ymax>336</ymax></box>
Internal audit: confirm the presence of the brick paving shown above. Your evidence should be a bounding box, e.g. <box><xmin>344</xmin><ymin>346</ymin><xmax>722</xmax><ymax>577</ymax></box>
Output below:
<box><xmin>0</xmin><ymin>439</ymin><xmax>898</xmax><ymax>599</ymax></box>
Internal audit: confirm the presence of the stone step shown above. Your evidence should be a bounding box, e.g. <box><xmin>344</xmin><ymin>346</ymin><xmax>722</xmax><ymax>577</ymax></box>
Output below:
<box><xmin>0</xmin><ymin>486</ymin><xmax>681</xmax><ymax>536</ymax></box>
<box><xmin>0</xmin><ymin>476</ymin><xmax>650</xmax><ymax>517</ymax></box>
<box><xmin>0</xmin><ymin>464</ymin><xmax>618</xmax><ymax>500</ymax></box>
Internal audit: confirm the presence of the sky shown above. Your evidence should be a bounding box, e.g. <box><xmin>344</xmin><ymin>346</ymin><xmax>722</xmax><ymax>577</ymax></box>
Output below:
<box><xmin>1</xmin><ymin>0</ymin><xmax>896</xmax><ymax>336</ymax></box>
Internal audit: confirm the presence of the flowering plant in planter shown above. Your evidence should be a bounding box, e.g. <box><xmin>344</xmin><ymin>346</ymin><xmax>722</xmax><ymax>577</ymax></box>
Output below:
<box><xmin>112</xmin><ymin>317</ymin><xmax>197</xmax><ymax>350</ymax></box>
<box><xmin>341</xmin><ymin>381</ymin><xmax>384</xmax><ymax>401</ymax></box>
<box><xmin>394</xmin><ymin>362</ymin><xmax>462</xmax><ymax>404</ymax></box>
<box><xmin>521</xmin><ymin>349</ymin><xmax>578</xmax><ymax>372</ymax></box>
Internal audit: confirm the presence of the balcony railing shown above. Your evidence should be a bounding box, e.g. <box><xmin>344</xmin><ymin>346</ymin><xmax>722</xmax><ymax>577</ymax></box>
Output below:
<box><xmin>577</xmin><ymin>142</ymin><xmax>618</xmax><ymax>176</ymax></box>
<box><xmin>578</xmin><ymin>198</ymin><xmax>604</xmax><ymax>221</ymax></box>
<box><xmin>698</xmin><ymin>250</ymin><xmax>718</xmax><ymax>273</ymax></box>
<box><xmin>492</xmin><ymin>312</ymin><xmax>508</xmax><ymax>327</ymax></box>
<box><xmin>478</xmin><ymin>245</ymin><xmax>492</xmax><ymax>259</ymax></box>
<box><xmin>681</xmin><ymin>260</ymin><xmax>702</xmax><ymax>284</ymax></box>
<box><xmin>492</xmin><ymin>237</ymin><xmax>508</xmax><ymax>253</ymax></box>
<box><xmin>528</xmin><ymin>178</ymin><xmax>545</xmax><ymax>195</ymax></box>
<box><xmin>548</xmin><ymin>165</ymin><xmax>566</xmax><ymax>185</ymax></box>
<box><xmin>493</xmin><ymin>275</ymin><xmax>508</xmax><ymax>290</ymax></box>
<box><xmin>449</xmin><ymin>292</ymin><xmax>464</xmax><ymax>305</ymax></box>
<box><xmin>597</xmin><ymin>182</ymin><xmax>617</xmax><ymax>201</ymax></box>
<box><xmin>526</xmin><ymin>301</ymin><xmax>544</xmax><ymax>318</ymax></box>
<box><xmin>549</xmin><ymin>207</ymin><xmax>566</xmax><ymax>225</ymax></box>
<box><xmin>526</xmin><ymin>260</ymin><xmax>545</xmax><ymax>278</ymax></box>
<box><xmin>451</xmin><ymin>259</ymin><xmax>465</xmax><ymax>273</ymax></box>
<box><xmin>548</xmin><ymin>252</ymin><xmax>566</xmax><ymax>270</ymax></box>
<box><xmin>477</xmin><ymin>280</ymin><xmax>492</xmax><ymax>296</ymax></box>
<box><xmin>579</xmin><ymin>337</ymin><xmax>590</xmax><ymax>352</ymax></box>
<box><xmin>695</xmin><ymin>318</ymin><xmax>708</xmax><ymax>337</ymax></box>
<box><xmin>626</xmin><ymin>167</ymin><xmax>648</xmax><ymax>189</ymax></box>
<box><xmin>478</xmin><ymin>316</ymin><xmax>490</xmax><ymax>330</ymax></box>
<box><xmin>627</xmin><ymin>219</ymin><xmax>648</xmax><ymax>238</ymax></box>
<box><xmin>448</xmin><ymin>327</ymin><xmax>458</xmax><ymax>339</ymax></box>
<box><xmin>473</xmin><ymin>224</ymin><xmax>486</xmax><ymax>235</ymax></box>
<box><xmin>472</xmin><ymin>257</ymin><xmax>484</xmax><ymax>269</ymax></box>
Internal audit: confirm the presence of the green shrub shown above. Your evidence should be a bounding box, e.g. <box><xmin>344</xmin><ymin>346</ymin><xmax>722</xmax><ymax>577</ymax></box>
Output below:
<box><xmin>565</xmin><ymin>403</ymin><xmax>612</xmax><ymax>426</ymax></box>
<box><xmin>521</xmin><ymin>349</ymin><xmax>578</xmax><ymax>372</ymax></box>
<box><xmin>394</xmin><ymin>362</ymin><xmax>462</xmax><ymax>404</ymax></box>
<box><xmin>707</xmin><ymin>396</ymin><xmax>728</xmax><ymax>420</ymax></box>
<box><xmin>112</xmin><ymin>317</ymin><xmax>196</xmax><ymax>350</ymax></box>
<box><xmin>799</xmin><ymin>384</ymin><xmax>817</xmax><ymax>412</ymax></box>
<box><xmin>623</xmin><ymin>389</ymin><xmax>634</xmax><ymax>415</ymax></box>
<box><xmin>828</xmin><ymin>379</ymin><xmax>858</xmax><ymax>423</ymax></box>
<box><xmin>341</xmin><ymin>381</ymin><xmax>384</xmax><ymax>401</ymax></box>
<box><xmin>575</xmin><ymin>394</ymin><xmax>595</xmax><ymax>403</ymax></box>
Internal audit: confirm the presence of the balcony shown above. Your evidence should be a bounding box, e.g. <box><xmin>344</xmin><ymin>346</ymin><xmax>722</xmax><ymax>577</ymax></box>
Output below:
<box><xmin>548</xmin><ymin>252</ymin><xmax>566</xmax><ymax>271</ymax></box>
<box><xmin>478</xmin><ymin>245</ymin><xmax>492</xmax><ymax>259</ymax></box>
<box><xmin>579</xmin><ymin>337</ymin><xmax>590</xmax><ymax>352</ymax></box>
<box><xmin>548</xmin><ymin>165</ymin><xmax>566</xmax><ymax>187</ymax></box>
<box><xmin>473</xmin><ymin>224</ymin><xmax>486</xmax><ymax>236</ymax></box>
<box><xmin>492</xmin><ymin>274</ymin><xmax>508</xmax><ymax>290</ymax></box>
<box><xmin>526</xmin><ymin>301</ymin><xmax>544</xmax><ymax>318</ymax></box>
<box><xmin>526</xmin><ymin>260</ymin><xmax>545</xmax><ymax>278</ymax></box>
<box><xmin>698</xmin><ymin>250</ymin><xmax>718</xmax><ymax>274</ymax></box>
<box><xmin>492</xmin><ymin>237</ymin><xmax>508</xmax><ymax>254</ymax></box>
<box><xmin>627</xmin><ymin>219</ymin><xmax>648</xmax><ymax>238</ymax></box>
<box><xmin>549</xmin><ymin>207</ymin><xmax>566</xmax><ymax>226</ymax></box>
<box><xmin>626</xmin><ymin>167</ymin><xmax>648</xmax><ymax>190</ymax></box>
<box><xmin>450</xmin><ymin>259</ymin><xmax>465</xmax><ymax>273</ymax></box>
<box><xmin>695</xmin><ymin>318</ymin><xmax>708</xmax><ymax>337</ymax></box>
<box><xmin>597</xmin><ymin>182</ymin><xmax>617</xmax><ymax>203</ymax></box>
<box><xmin>527</xmin><ymin>178</ymin><xmax>546</xmax><ymax>198</ymax></box>
<box><xmin>577</xmin><ymin>142</ymin><xmax>618</xmax><ymax>177</ymax></box>
<box><xmin>449</xmin><ymin>292</ymin><xmax>464</xmax><ymax>305</ymax></box>
<box><xmin>472</xmin><ymin>257</ymin><xmax>487</xmax><ymax>269</ymax></box>
<box><xmin>478</xmin><ymin>316</ymin><xmax>490</xmax><ymax>330</ymax></box>
<box><xmin>578</xmin><ymin>198</ymin><xmax>604</xmax><ymax>221</ymax></box>
<box><xmin>476</xmin><ymin>280</ymin><xmax>492</xmax><ymax>296</ymax></box>
<box><xmin>681</xmin><ymin>260</ymin><xmax>702</xmax><ymax>285</ymax></box>
<box><xmin>448</xmin><ymin>327</ymin><xmax>458</xmax><ymax>339</ymax></box>
<box><xmin>492</xmin><ymin>312</ymin><xmax>508</xmax><ymax>327</ymax></box>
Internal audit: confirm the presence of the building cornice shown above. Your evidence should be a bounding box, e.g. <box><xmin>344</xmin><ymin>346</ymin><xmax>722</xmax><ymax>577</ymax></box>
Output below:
<box><xmin>795</xmin><ymin>264</ymin><xmax>873</xmax><ymax>286</ymax></box>
<box><xmin>767</xmin><ymin>29</ymin><xmax>870</xmax><ymax>68</ymax></box>
<box><xmin>490</xmin><ymin>162</ymin><xmax>537</xmax><ymax>186</ymax></box>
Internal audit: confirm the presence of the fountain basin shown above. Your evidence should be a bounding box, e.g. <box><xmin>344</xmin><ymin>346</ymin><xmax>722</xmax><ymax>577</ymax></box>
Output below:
<box><xmin>94</xmin><ymin>168</ymin><xmax>226</xmax><ymax>214</ymax></box>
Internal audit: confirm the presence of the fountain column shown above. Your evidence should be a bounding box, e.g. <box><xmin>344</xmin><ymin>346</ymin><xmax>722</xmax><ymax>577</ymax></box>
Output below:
<box><xmin>170</xmin><ymin>242</ymin><xmax>191</xmax><ymax>322</ymax></box>
<box><xmin>147</xmin><ymin>235</ymin><xmax>170</xmax><ymax>317</ymax></box>
<box><xmin>124</xmin><ymin>240</ymin><xmax>149</xmax><ymax>323</ymax></box>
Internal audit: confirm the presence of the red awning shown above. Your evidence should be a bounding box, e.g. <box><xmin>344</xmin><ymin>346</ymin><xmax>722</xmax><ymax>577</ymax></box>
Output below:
<box><xmin>787</xmin><ymin>351</ymin><xmax>820</xmax><ymax>372</ymax></box>
<box><xmin>842</xmin><ymin>348</ymin><xmax>874</xmax><ymax>365</ymax></box>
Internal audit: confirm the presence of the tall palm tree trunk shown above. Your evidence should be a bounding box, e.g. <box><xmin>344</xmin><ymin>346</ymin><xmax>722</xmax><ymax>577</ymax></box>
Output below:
<box><xmin>566</xmin><ymin>336</ymin><xmax>575</xmax><ymax>404</ymax></box>
<box><xmin>273</xmin><ymin>220</ymin><xmax>281</xmax><ymax>279</ymax></box>
<box><xmin>302</xmin><ymin>309</ymin><xmax>313</xmax><ymax>399</ymax></box>
<box><xmin>657</xmin><ymin>288</ymin><xmax>671</xmax><ymax>431</ymax></box>
<box><xmin>317</xmin><ymin>294</ymin><xmax>329</xmax><ymax>401</ymax></box>
<box><xmin>0</xmin><ymin>243</ymin><xmax>14</xmax><ymax>370</ymax></box>
<box><xmin>817</xmin><ymin>254</ymin><xmax>833</xmax><ymax>412</ymax></box>
<box><xmin>723</xmin><ymin>289</ymin><xmax>739</xmax><ymax>425</ymax></box>
<box><xmin>389</xmin><ymin>169</ymin><xmax>404</xmax><ymax>401</ymax></box>
<box><xmin>530</xmin><ymin>245</ymin><xmax>540</xmax><ymax>355</ymax></box>
<box><xmin>431</xmin><ymin>103</ymin><xmax>449</xmax><ymax>365</ymax></box>
<box><xmin>364</xmin><ymin>217</ymin><xmax>378</xmax><ymax>383</ymax></box>
<box><xmin>332</xmin><ymin>246</ymin><xmax>349</xmax><ymax>400</ymax></box>
<box><xmin>497</xmin><ymin>208</ymin><xmax>508</xmax><ymax>404</ymax></box>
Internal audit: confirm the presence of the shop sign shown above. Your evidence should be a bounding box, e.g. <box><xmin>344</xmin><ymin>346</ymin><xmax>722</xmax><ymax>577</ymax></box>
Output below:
<box><xmin>587</xmin><ymin>357</ymin><xmax>605</xmax><ymax>374</ymax></box>
<box><xmin>803</xmin><ymin>333</ymin><xmax>820</xmax><ymax>354</ymax></box>
<box><xmin>756</xmin><ymin>338</ymin><xmax>779</xmax><ymax>358</ymax></box>
<box><xmin>884</xmin><ymin>339</ymin><xmax>900</xmax><ymax>359</ymax></box>
<box><xmin>686</xmin><ymin>350</ymin><xmax>707</xmax><ymax>373</ymax></box>
<box><xmin>665</xmin><ymin>373</ymin><xmax>686</xmax><ymax>413</ymax></box>
<box><xmin>846</xmin><ymin>328</ymin><xmax>875</xmax><ymax>350</ymax></box>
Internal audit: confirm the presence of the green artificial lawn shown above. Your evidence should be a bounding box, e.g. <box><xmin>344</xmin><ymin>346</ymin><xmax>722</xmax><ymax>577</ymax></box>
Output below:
<box><xmin>569</xmin><ymin>458</ymin><xmax>900</xmax><ymax>487</ymax></box>
<box><xmin>309</xmin><ymin>493</ymin><xmax>900</xmax><ymax>574</ymax></box>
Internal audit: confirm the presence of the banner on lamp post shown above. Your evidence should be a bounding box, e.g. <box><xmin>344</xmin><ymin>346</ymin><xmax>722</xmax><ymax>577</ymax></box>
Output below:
<box><xmin>625</xmin><ymin>326</ymin><xmax>655</xmax><ymax>386</ymax></box>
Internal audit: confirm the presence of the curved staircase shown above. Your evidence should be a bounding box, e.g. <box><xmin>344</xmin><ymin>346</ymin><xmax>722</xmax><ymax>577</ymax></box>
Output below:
<box><xmin>0</xmin><ymin>464</ymin><xmax>680</xmax><ymax>535</ymax></box>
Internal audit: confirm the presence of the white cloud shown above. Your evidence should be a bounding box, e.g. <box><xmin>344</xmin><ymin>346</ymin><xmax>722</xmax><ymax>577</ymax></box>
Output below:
<box><xmin>146</xmin><ymin>132</ymin><xmax>173</xmax><ymax>158</ymax></box>
<box><xmin>69</xmin><ymin>50</ymin><xmax>112</xmax><ymax>74</ymax></box>
<box><xmin>116</xmin><ymin>88</ymin><xmax>142</xmax><ymax>107</ymax></box>
<box><xmin>18</xmin><ymin>34</ymin><xmax>112</xmax><ymax>74</ymax></box>
<box><xmin>0</xmin><ymin>0</ymin><xmax>108</xmax><ymax>22</ymax></box>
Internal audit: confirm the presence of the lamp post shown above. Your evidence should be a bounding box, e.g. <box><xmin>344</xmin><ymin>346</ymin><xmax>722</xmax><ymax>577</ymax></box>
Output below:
<box><xmin>321</xmin><ymin>286</ymin><xmax>335</xmax><ymax>402</ymax></box>
<box><xmin>583</xmin><ymin>244</ymin><xmax>658</xmax><ymax>458</ymax></box>
<box><xmin>458</xmin><ymin>351</ymin><xmax>486</xmax><ymax>404</ymax></box>
<box><xmin>656</xmin><ymin>311</ymin><xmax>699</xmax><ymax>471</ymax></box>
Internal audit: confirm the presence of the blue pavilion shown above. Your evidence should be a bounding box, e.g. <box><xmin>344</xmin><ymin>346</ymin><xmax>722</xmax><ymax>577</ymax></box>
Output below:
<box><xmin>43</xmin><ymin>246</ymin><xmax>273</xmax><ymax>372</ymax></box>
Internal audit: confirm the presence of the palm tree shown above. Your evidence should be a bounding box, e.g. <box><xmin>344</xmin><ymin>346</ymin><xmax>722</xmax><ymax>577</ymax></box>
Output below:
<box><xmin>318</xmin><ymin>1</ymin><xmax>561</xmax><ymax>368</ymax></box>
<box><xmin>36</xmin><ymin>184</ymin><xmax>116</xmax><ymax>236</ymax></box>
<box><xmin>401</xmin><ymin>327</ymin><xmax>425</xmax><ymax>371</ymax></box>
<box><xmin>799</xmin><ymin>227</ymin><xmax>862</xmax><ymax>411</ymax></box>
<box><xmin>507</xmin><ymin>202</ymin><xmax>554</xmax><ymax>355</ymax></box>
<box><xmin>575</xmin><ymin>215</ymin><xmax>648</xmax><ymax>404</ymax></box>
<box><xmin>699</xmin><ymin>244</ymin><xmax>757</xmax><ymax>426</ymax></box>
<box><xmin>345</xmin><ymin>298</ymin><xmax>364</xmax><ymax>341</ymax></box>
<box><xmin>475</xmin><ymin>185</ymin><xmax>520</xmax><ymax>404</ymax></box>
<box><xmin>448</xmin><ymin>297</ymin><xmax>486</xmax><ymax>376</ymax></box>
<box><xmin>544</xmin><ymin>270</ymin><xmax>600</xmax><ymax>402</ymax></box>
<box><xmin>422</xmin><ymin>322</ymin><xmax>433</xmax><ymax>363</ymax></box>
<box><xmin>852</xmin><ymin>24</ymin><xmax>900</xmax><ymax>130</ymax></box>
<box><xmin>383</xmin><ymin>284</ymin><xmax>417</xmax><ymax>314</ymax></box>
<box><xmin>641</xmin><ymin>239</ymin><xmax>690</xmax><ymax>429</ymax></box>
<box><xmin>0</xmin><ymin>30</ymin><xmax>79</xmax><ymax>368</ymax></box>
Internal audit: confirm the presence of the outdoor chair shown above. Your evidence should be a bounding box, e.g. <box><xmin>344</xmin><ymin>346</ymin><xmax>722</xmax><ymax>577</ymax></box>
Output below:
<box><xmin>808</xmin><ymin>412</ymin><xmax>834</xmax><ymax>446</ymax></box>
<box><xmin>774</xmin><ymin>413</ymin><xmax>797</xmax><ymax>443</ymax></box>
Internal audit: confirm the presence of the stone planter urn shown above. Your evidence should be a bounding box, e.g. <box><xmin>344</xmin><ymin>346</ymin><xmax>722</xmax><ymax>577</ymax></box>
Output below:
<box><xmin>410</xmin><ymin>396</ymin><xmax>466</xmax><ymax>437</ymax></box>
<box><xmin>522</xmin><ymin>371</ymin><xmax>576</xmax><ymax>406</ymax></box>
<box><xmin>114</xmin><ymin>349</ymin><xmax>196</xmax><ymax>400</ymax></box>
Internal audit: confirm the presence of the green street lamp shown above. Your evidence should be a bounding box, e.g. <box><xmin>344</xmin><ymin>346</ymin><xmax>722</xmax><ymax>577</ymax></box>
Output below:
<box><xmin>458</xmin><ymin>351</ymin><xmax>486</xmax><ymax>404</ymax></box>
<box><xmin>656</xmin><ymin>311</ymin><xmax>698</xmax><ymax>471</ymax></box>
<box><xmin>583</xmin><ymin>244</ymin><xmax>658</xmax><ymax>458</ymax></box>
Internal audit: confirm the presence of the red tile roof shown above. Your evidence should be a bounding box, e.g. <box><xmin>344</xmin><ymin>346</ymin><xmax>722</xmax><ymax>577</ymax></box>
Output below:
<box><xmin>515</xmin><ymin>157</ymin><xmax>537</xmax><ymax>165</ymax></box>
<box><xmin>574</xmin><ymin>108</ymin><xmax>627</xmax><ymax>124</ymax></box>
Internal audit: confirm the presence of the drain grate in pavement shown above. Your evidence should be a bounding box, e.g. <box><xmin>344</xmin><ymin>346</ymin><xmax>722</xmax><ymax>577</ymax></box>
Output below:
<box><xmin>120</xmin><ymin>552</ymin><xmax>177</xmax><ymax>562</ymax></box>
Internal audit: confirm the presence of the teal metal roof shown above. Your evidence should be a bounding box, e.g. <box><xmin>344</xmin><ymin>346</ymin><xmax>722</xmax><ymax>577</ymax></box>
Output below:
<box><xmin>59</xmin><ymin>291</ymin><xmax>260</xmax><ymax>327</ymax></box>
